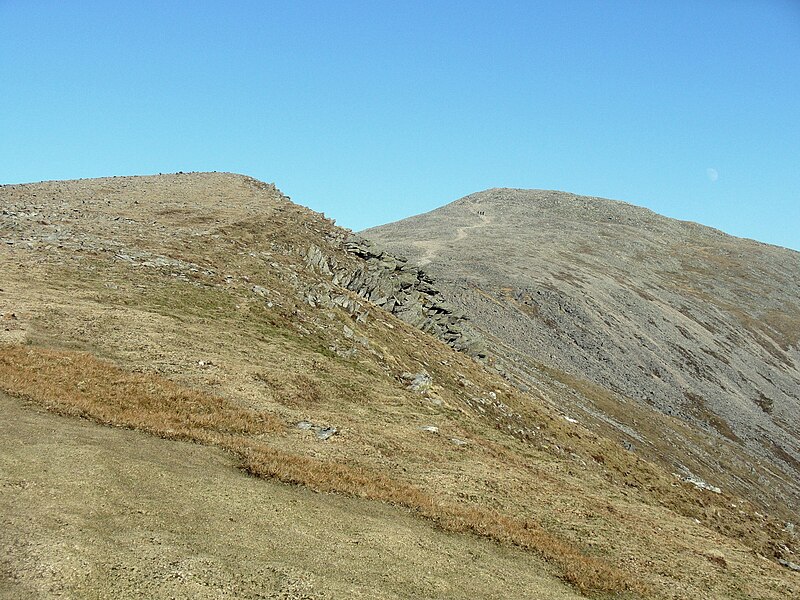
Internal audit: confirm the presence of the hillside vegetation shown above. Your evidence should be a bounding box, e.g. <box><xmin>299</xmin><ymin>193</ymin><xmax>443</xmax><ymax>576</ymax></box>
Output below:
<box><xmin>1</xmin><ymin>173</ymin><xmax>798</xmax><ymax>598</ymax></box>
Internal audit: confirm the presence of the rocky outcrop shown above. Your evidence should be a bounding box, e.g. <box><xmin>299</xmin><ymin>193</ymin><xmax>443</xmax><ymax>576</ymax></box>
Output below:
<box><xmin>300</xmin><ymin>237</ymin><xmax>486</xmax><ymax>359</ymax></box>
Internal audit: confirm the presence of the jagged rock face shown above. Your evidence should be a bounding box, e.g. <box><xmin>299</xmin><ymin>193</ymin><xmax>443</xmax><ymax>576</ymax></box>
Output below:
<box><xmin>300</xmin><ymin>238</ymin><xmax>486</xmax><ymax>358</ymax></box>
<box><xmin>364</xmin><ymin>187</ymin><xmax>800</xmax><ymax>516</ymax></box>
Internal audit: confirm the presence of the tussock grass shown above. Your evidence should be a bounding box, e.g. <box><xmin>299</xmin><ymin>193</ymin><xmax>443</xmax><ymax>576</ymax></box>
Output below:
<box><xmin>0</xmin><ymin>345</ymin><xmax>281</xmax><ymax>437</ymax></box>
<box><xmin>0</xmin><ymin>344</ymin><xmax>643</xmax><ymax>597</ymax></box>
<box><xmin>253</xmin><ymin>370</ymin><xmax>325</xmax><ymax>407</ymax></box>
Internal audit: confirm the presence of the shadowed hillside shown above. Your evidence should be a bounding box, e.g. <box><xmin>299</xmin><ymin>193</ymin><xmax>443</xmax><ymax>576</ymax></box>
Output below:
<box><xmin>1</xmin><ymin>174</ymin><xmax>798</xmax><ymax>598</ymax></box>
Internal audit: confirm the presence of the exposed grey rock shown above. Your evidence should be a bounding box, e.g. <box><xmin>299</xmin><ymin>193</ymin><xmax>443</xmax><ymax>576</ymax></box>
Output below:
<box><xmin>296</xmin><ymin>421</ymin><xmax>337</xmax><ymax>440</ymax></box>
<box><xmin>316</xmin><ymin>427</ymin><xmax>337</xmax><ymax>441</ymax></box>
<box><xmin>402</xmin><ymin>372</ymin><xmax>432</xmax><ymax>393</ymax></box>
<box><xmin>778</xmin><ymin>559</ymin><xmax>800</xmax><ymax>572</ymax></box>
<box><xmin>680</xmin><ymin>467</ymin><xmax>722</xmax><ymax>494</ymax></box>
<box><xmin>341</xmin><ymin>324</ymin><xmax>369</xmax><ymax>347</ymax></box>
<box><xmin>307</xmin><ymin>236</ymin><xmax>487</xmax><ymax>359</ymax></box>
<box><xmin>303</xmin><ymin>244</ymin><xmax>332</xmax><ymax>275</ymax></box>
<box><xmin>364</xmin><ymin>186</ymin><xmax>800</xmax><ymax>519</ymax></box>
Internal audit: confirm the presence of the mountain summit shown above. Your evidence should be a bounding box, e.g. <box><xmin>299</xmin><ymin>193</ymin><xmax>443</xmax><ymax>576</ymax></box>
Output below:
<box><xmin>364</xmin><ymin>187</ymin><xmax>800</xmax><ymax>518</ymax></box>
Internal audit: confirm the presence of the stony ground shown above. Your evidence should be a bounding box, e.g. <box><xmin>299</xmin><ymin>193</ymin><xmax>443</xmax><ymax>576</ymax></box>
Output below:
<box><xmin>364</xmin><ymin>187</ymin><xmax>800</xmax><ymax>521</ymax></box>
<box><xmin>2</xmin><ymin>173</ymin><xmax>799</xmax><ymax>598</ymax></box>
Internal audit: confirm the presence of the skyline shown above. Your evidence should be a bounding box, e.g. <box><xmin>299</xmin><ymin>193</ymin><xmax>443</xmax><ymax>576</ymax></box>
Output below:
<box><xmin>1</xmin><ymin>1</ymin><xmax>798</xmax><ymax>250</ymax></box>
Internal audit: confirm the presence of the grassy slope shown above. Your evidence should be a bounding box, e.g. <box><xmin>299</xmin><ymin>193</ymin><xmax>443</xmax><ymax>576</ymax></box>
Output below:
<box><xmin>1</xmin><ymin>173</ymin><xmax>798</xmax><ymax>598</ymax></box>
<box><xmin>0</xmin><ymin>391</ymin><xmax>584</xmax><ymax>600</ymax></box>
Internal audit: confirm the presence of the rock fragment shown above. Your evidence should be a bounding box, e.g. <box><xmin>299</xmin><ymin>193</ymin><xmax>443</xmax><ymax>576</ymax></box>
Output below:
<box><xmin>402</xmin><ymin>372</ymin><xmax>432</xmax><ymax>393</ymax></box>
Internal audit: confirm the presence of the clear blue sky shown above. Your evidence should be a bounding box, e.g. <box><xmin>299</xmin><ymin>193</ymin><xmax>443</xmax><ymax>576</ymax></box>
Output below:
<box><xmin>2</xmin><ymin>1</ymin><xmax>799</xmax><ymax>250</ymax></box>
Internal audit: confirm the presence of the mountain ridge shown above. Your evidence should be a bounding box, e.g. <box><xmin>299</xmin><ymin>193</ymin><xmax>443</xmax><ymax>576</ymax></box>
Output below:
<box><xmin>413</xmin><ymin>186</ymin><xmax>797</xmax><ymax>251</ymax></box>
<box><xmin>2</xmin><ymin>173</ymin><xmax>799</xmax><ymax>598</ymax></box>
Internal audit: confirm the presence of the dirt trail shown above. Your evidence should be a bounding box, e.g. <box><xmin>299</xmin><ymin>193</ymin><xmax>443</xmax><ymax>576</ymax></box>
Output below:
<box><xmin>455</xmin><ymin>212</ymin><xmax>493</xmax><ymax>241</ymax></box>
<box><xmin>412</xmin><ymin>212</ymin><xmax>493</xmax><ymax>265</ymax></box>
<box><xmin>0</xmin><ymin>393</ymin><xmax>580</xmax><ymax>600</ymax></box>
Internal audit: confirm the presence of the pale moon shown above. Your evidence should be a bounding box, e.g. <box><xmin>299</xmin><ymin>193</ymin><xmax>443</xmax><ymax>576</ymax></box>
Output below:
<box><xmin>706</xmin><ymin>168</ymin><xmax>719</xmax><ymax>182</ymax></box>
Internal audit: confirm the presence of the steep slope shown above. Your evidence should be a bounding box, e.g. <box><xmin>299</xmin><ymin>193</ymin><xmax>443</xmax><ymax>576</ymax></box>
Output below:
<box><xmin>364</xmin><ymin>187</ymin><xmax>800</xmax><ymax>521</ymax></box>
<box><xmin>1</xmin><ymin>174</ymin><xmax>798</xmax><ymax>598</ymax></box>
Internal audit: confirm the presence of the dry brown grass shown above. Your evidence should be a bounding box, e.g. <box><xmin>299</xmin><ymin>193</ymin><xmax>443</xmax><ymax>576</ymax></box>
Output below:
<box><xmin>253</xmin><ymin>369</ymin><xmax>325</xmax><ymax>407</ymax></box>
<box><xmin>0</xmin><ymin>345</ymin><xmax>281</xmax><ymax>438</ymax></box>
<box><xmin>0</xmin><ymin>344</ymin><xmax>643</xmax><ymax>598</ymax></box>
<box><xmin>240</xmin><ymin>443</ymin><xmax>639</xmax><ymax>596</ymax></box>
